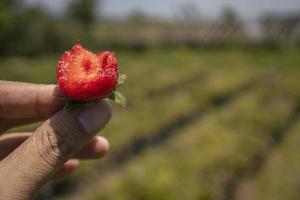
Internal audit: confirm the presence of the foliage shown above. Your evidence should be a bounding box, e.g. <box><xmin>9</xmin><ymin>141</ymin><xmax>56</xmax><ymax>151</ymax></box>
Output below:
<box><xmin>67</xmin><ymin>0</ymin><xmax>97</xmax><ymax>28</ymax></box>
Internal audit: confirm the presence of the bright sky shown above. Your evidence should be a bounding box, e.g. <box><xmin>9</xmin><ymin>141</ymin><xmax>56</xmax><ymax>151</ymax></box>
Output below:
<box><xmin>29</xmin><ymin>0</ymin><xmax>300</xmax><ymax>19</ymax></box>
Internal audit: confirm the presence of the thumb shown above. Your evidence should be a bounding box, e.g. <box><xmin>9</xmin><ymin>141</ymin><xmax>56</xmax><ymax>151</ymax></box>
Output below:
<box><xmin>0</xmin><ymin>100</ymin><xmax>111</xmax><ymax>200</ymax></box>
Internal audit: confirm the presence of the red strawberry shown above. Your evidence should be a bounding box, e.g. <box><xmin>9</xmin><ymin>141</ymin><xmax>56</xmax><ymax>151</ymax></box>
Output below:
<box><xmin>57</xmin><ymin>43</ymin><xmax>120</xmax><ymax>101</ymax></box>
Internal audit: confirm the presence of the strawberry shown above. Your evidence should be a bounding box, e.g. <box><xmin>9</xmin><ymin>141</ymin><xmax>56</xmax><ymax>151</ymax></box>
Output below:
<box><xmin>57</xmin><ymin>42</ymin><xmax>126</xmax><ymax>106</ymax></box>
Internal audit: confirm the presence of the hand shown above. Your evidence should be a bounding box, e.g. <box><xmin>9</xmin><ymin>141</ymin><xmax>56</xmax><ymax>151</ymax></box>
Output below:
<box><xmin>0</xmin><ymin>81</ymin><xmax>111</xmax><ymax>200</ymax></box>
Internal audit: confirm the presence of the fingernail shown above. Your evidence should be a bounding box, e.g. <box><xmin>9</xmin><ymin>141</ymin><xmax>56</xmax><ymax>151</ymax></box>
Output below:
<box><xmin>77</xmin><ymin>101</ymin><xmax>111</xmax><ymax>134</ymax></box>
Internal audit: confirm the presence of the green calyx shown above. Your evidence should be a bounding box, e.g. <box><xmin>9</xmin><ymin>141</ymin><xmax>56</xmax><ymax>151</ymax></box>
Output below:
<box><xmin>108</xmin><ymin>91</ymin><xmax>127</xmax><ymax>107</ymax></box>
<box><xmin>108</xmin><ymin>73</ymin><xmax>127</xmax><ymax>107</ymax></box>
<box><xmin>118</xmin><ymin>74</ymin><xmax>127</xmax><ymax>86</ymax></box>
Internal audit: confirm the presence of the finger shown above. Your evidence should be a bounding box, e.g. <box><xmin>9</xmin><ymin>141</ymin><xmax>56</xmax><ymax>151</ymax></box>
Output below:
<box><xmin>53</xmin><ymin>159</ymin><xmax>80</xmax><ymax>180</ymax></box>
<box><xmin>0</xmin><ymin>132</ymin><xmax>82</xmax><ymax>179</ymax></box>
<box><xmin>75</xmin><ymin>136</ymin><xmax>109</xmax><ymax>159</ymax></box>
<box><xmin>0</xmin><ymin>100</ymin><xmax>111</xmax><ymax>199</ymax></box>
<box><xmin>0</xmin><ymin>132</ymin><xmax>30</xmax><ymax>159</ymax></box>
<box><xmin>0</xmin><ymin>133</ymin><xmax>109</xmax><ymax>160</ymax></box>
<box><xmin>0</xmin><ymin>118</ymin><xmax>43</xmax><ymax>133</ymax></box>
<box><xmin>0</xmin><ymin>81</ymin><xmax>64</xmax><ymax>118</ymax></box>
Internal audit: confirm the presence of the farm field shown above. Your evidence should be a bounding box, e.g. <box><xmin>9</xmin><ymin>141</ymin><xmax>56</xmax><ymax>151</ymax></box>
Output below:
<box><xmin>1</xmin><ymin>47</ymin><xmax>300</xmax><ymax>200</ymax></box>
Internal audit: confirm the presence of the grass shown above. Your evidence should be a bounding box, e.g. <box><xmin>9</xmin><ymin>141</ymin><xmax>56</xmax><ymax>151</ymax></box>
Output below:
<box><xmin>235</xmin><ymin>117</ymin><xmax>300</xmax><ymax>200</ymax></box>
<box><xmin>83</xmin><ymin>85</ymin><xmax>298</xmax><ymax>200</ymax></box>
<box><xmin>0</xmin><ymin>47</ymin><xmax>299</xmax><ymax>200</ymax></box>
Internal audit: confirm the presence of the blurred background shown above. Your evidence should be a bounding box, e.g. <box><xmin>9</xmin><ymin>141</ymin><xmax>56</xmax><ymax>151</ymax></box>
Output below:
<box><xmin>1</xmin><ymin>0</ymin><xmax>300</xmax><ymax>199</ymax></box>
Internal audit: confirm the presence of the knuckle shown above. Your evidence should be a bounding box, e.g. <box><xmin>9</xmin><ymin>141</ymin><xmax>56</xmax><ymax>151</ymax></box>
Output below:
<box><xmin>33</xmin><ymin>120</ymin><xmax>82</xmax><ymax>166</ymax></box>
<box><xmin>33</xmin><ymin>127</ymin><xmax>62</xmax><ymax>167</ymax></box>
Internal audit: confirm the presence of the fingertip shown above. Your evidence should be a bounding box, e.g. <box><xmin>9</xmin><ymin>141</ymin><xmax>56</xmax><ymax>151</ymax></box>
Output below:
<box><xmin>39</xmin><ymin>84</ymin><xmax>65</xmax><ymax>116</ymax></box>
<box><xmin>94</xmin><ymin>136</ymin><xmax>110</xmax><ymax>158</ymax></box>
<box><xmin>96</xmin><ymin>100</ymin><xmax>112</xmax><ymax>124</ymax></box>
<box><xmin>53</xmin><ymin>159</ymin><xmax>80</xmax><ymax>180</ymax></box>
<box><xmin>77</xmin><ymin>100</ymin><xmax>112</xmax><ymax>134</ymax></box>
<box><xmin>60</xmin><ymin>159</ymin><xmax>80</xmax><ymax>173</ymax></box>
